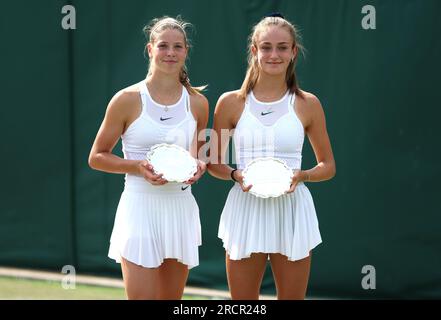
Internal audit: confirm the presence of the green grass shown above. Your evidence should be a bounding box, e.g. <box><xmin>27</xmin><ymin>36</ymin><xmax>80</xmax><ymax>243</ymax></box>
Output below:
<box><xmin>0</xmin><ymin>276</ymin><xmax>206</xmax><ymax>300</ymax></box>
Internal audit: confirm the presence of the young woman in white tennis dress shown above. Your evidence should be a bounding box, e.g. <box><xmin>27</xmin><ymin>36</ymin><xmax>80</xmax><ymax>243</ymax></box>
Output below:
<box><xmin>208</xmin><ymin>14</ymin><xmax>336</xmax><ymax>300</ymax></box>
<box><xmin>88</xmin><ymin>17</ymin><xmax>209</xmax><ymax>300</ymax></box>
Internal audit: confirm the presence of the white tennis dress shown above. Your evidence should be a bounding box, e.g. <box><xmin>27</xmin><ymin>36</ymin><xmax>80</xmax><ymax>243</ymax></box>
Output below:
<box><xmin>108</xmin><ymin>81</ymin><xmax>201</xmax><ymax>269</ymax></box>
<box><xmin>218</xmin><ymin>91</ymin><xmax>322</xmax><ymax>261</ymax></box>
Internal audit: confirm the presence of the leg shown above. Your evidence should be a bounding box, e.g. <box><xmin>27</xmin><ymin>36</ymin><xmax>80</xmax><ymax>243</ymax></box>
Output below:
<box><xmin>157</xmin><ymin>259</ymin><xmax>189</xmax><ymax>300</ymax></box>
<box><xmin>121</xmin><ymin>257</ymin><xmax>160</xmax><ymax>300</ymax></box>
<box><xmin>226</xmin><ymin>252</ymin><xmax>268</xmax><ymax>300</ymax></box>
<box><xmin>269</xmin><ymin>252</ymin><xmax>311</xmax><ymax>300</ymax></box>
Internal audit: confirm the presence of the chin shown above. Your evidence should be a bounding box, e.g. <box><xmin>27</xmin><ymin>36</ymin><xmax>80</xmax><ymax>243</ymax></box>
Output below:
<box><xmin>262</xmin><ymin>68</ymin><xmax>286</xmax><ymax>76</ymax></box>
<box><xmin>160</xmin><ymin>65</ymin><xmax>181</xmax><ymax>74</ymax></box>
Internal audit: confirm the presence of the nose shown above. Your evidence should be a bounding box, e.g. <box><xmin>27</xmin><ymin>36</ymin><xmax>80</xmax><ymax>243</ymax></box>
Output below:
<box><xmin>269</xmin><ymin>48</ymin><xmax>279</xmax><ymax>59</ymax></box>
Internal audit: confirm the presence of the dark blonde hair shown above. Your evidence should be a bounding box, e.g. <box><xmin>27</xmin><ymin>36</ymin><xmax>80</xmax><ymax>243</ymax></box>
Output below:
<box><xmin>239</xmin><ymin>16</ymin><xmax>304</xmax><ymax>99</ymax></box>
<box><xmin>143</xmin><ymin>16</ymin><xmax>206</xmax><ymax>95</ymax></box>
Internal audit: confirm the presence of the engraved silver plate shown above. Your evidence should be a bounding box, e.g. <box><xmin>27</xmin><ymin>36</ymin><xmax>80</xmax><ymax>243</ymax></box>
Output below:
<box><xmin>146</xmin><ymin>143</ymin><xmax>197</xmax><ymax>182</ymax></box>
<box><xmin>242</xmin><ymin>157</ymin><xmax>293</xmax><ymax>198</ymax></box>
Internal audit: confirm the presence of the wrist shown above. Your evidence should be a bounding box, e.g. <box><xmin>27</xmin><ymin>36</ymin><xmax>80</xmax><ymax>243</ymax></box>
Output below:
<box><xmin>302</xmin><ymin>170</ymin><xmax>310</xmax><ymax>182</ymax></box>
<box><xmin>133</xmin><ymin>160</ymin><xmax>144</xmax><ymax>175</ymax></box>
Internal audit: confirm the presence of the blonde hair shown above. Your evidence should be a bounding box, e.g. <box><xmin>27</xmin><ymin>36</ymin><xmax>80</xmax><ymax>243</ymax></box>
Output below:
<box><xmin>143</xmin><ymin>16</ymin><xmax>206</xmax><ymax>95</ymax></box>
<box><xmin>239</xmin><ymin>16</ymin><xmax>304</xmax><ymax>99</ymax></box>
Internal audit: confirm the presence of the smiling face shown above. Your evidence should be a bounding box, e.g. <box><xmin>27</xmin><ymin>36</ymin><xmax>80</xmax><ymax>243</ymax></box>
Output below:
<box><xmin>147</xmin><ymin>28</ymin><xmax>188</xmax><ymax>75</ymax></box>
<box><xmin>252</xmin><ymin>26</ymin><xmax>297</xmax><ymax>76</ymax></box>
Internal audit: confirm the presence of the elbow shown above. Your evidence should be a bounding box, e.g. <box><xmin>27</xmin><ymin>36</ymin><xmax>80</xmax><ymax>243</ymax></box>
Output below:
<box><xmin>329</xmin><ymin>162</ymin><xmax>336</xmax><ymax>179</ymax></box>
<box><xmin>88</xmin><ymin>153</ymin><xmax>98</xmax><ymax>170</ymax></box>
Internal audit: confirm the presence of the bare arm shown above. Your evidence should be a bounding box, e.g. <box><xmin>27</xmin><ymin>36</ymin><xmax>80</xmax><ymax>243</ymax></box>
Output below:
<box><xmin>185</xmin><ymin>93</ymin><xmax>209</xmax><ymax>185</ymax></box>
<box><xmin>286</xmin><ymin>94</ymin><xmax>336</xmax><ymax>193</ymax></box>
<box><xmin>194</xmin><ymin>94</ymin><xmax>210</xmax><ymax>160</ymax></box>
<box><xmin>207</xmin><ymin>92</ymin><xmax>252</xmax><ymax>191</ymax></box>
<box><xmin>88</xmin><ymin>90</ymin><xmax>166</xmax><ymax>185</ymax></box>
<box><xmin>88</xmin><ymin>91</ymin><xmax>139</xmax><ymax>174</ymax></box>
<box><xmin>302</xmin><ymin>94</ymin><xmax>336</xmax><ymax>182</ymax></box>
<box><xmin>207</xmin><ymin>93</ymin><xmax>236</xmax><ymax>180</ymax></box>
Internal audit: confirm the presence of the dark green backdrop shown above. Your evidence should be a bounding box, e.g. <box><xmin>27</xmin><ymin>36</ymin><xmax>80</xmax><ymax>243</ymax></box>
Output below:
<box><xmin>1</xmin><ymin>0</ymin><xmax>440</xmax><ymax>299</ymax></box>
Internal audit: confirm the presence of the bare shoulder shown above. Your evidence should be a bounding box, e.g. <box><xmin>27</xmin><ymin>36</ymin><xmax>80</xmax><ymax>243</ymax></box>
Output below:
<box><xmin>189</xmin><ymin>91</ymin><xmax>209</xmax><ymax>114</ymax></box>
<box><xmin>213</xmin><ymin>90</ymin><xmax>245</xmax><ymax>128</ymax></box>
<box><xmin>297</xmin><ymin>90</ymin><xmax>323</xmax><ymax>112</ymax></box>
<box><xmin>294</xmin><ymin>90</ymin><xmax>326</xmax><ymax>130</ymax></box>
<box><xmin>110</xmin><ymin>84</ymin><xmax>141</xmax><ymax>108</ymax></box>
<box><xmin>215</xmin><ymin>90</ymin><xmax>244</xmax><ymax>114</ymax></box>
<box><xmin>106</xmin><ymin>84</ymin><xmax>141</xmax><ymax>119</ymax></box>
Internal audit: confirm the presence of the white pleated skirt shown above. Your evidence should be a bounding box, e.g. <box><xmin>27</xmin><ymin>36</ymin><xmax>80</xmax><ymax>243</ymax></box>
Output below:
<box><xmin>218</xmin><ymin>182</ymin><xmax>322</xmax><ymax>261</ymax></box>
<box><xmin>108</xmin><ymin>177</ymin><xmax>201</xmax><ymax>269</ymax></box>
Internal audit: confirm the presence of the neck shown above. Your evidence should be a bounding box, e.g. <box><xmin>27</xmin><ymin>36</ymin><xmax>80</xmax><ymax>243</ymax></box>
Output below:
<box><xmin>146</xmin><ymin>68</ymin><xmax>182</xmax><ymax>93</ymax></box>
<box><xmin>253</xmin><ymin>72</ymin><xmax>287</xmax><ymax>99</ymax></box>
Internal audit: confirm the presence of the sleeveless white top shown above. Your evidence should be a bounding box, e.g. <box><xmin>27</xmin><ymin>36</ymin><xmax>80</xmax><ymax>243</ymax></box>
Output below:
<box><xmin>109</xmin><ymin>82</ymin><xmax>201</xmax><ymax>269</ymax></box>
<box><xmin>121</xmin><ymin>81</ymin><xmax>197</xmax><ymax>183</ymax></box>
<box><xmin>233</xmin><ymin>91</ymin><xmax>305</xmax><ymax>170</ymax></box>
<box><xmin>220</xmin><ymin>92</ymin><xmax>322</xmax><ymax>262</ymax></box>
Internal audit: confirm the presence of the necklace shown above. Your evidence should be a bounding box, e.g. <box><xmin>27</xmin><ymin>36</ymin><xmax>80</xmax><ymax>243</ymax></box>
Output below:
<box><xmin>146</xmin><ymin>83</ymin><xmax>179</xmax><ymax>113</ymax></box>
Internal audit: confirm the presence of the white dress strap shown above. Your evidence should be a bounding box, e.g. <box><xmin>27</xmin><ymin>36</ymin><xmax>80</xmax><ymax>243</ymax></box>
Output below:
<box><xmin>138</xmin><ymin>81</ymin><xmax>149</xmax><ymax>113</ymax></box>
<box><xmin>288</xmin><ymin>92</ymin><xmax>296</xmax><ymax>115</ymax></box>
<box><xmin>183</xmin><ymin>87</ymin><xmax>198</xmax><ymax>124</ymax></box>
<box><xmin>244</xmin><ymin>93</ymin><xmax>252</xmax><ymax>112</ymax></box>
<box><xmin>185</xmin><ymin>87</ymin><xmax>191</xmax><ymax>113</ymax></box>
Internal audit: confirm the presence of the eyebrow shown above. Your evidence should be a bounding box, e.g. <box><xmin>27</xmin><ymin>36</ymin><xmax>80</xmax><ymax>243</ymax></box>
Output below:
<box><xmin>260</xmin><ymin>41</ymin><xmax>290</xmax><ymax>45</ymax></box>
<box><xmin>157</xmin><ymin>41</ymin><xmax>184</xmax><ymax>45</ymax></box>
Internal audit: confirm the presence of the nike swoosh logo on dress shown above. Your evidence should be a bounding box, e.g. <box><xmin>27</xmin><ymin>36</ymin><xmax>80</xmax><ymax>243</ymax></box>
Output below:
<box><xmin>261</xmin><ymin>111</ymin><xmax>274</xmax><ymax>116</ymax></box>
<box><xmin>160</xmin><ymin>116</ymin><xmax>173</xmax><ymax>121</ymax></box>
<box><xmin>181</xmin><ymin>185</ymin><xmax>190</xmax><ymax>191</ymax></box>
